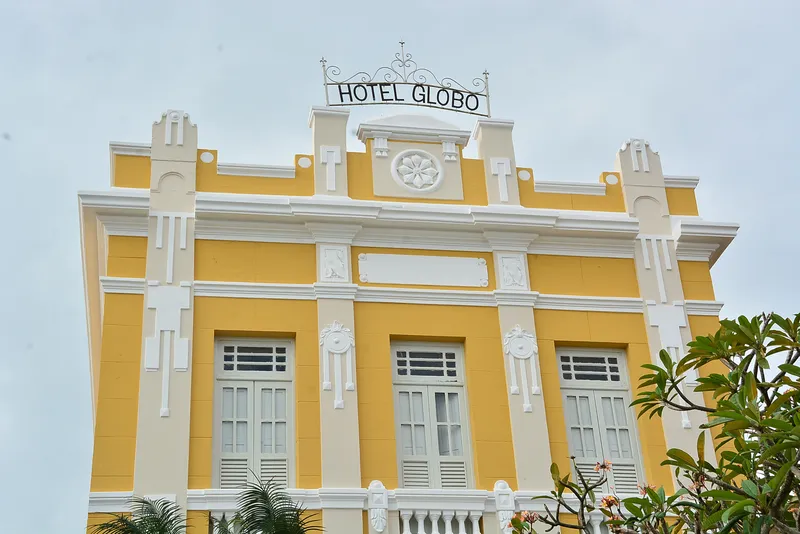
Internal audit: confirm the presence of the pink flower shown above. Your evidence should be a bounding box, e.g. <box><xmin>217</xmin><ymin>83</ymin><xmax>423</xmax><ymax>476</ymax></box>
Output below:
<box><xmin>600</xmin><ymin>495</ymin><xmax>620</xmax><ymax>509</ymax></box>
<box><xmin>637</xmin><ymin>483</ymin><xmax>656</xmax><ymax>495</ymax></box>
<box><xmin>521</xmin><ymin>511</ymin><xmax>540</xmax><ymax>523</ymax></box>
<box><xmin>594</xmin><ymin>460</ymin><xmax>613</xmax><ymax>472</ymax></box>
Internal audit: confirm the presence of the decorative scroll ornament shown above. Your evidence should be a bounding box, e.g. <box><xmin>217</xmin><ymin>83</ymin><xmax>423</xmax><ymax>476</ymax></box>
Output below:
<box><xmin>368</xmin><ymin>480</ymin><xmax>389</xmax><ymax>533</ymax></box>
<box><xmin>503</xmin><ymin>325</ymin><xmax>540</xmax><ymax>413</ymax></box>
<box><xmin>321</xmin><ymin>41</ymin><xmax>491</xmax><ymax>117</ymax></box>
<box><xmin>319</xmin><ymin>321</ymin><xmax>355</xmax><ymax>409</ymax></box>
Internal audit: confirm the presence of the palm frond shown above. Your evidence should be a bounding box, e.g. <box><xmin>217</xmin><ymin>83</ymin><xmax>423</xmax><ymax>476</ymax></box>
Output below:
<box><xmin>236</xmin><ymin>475</ymin><xmax>322</xmax><ymax>534</ymax></box>
<box><xmin>89</xmin><ymin>496</ymin><xmax>185</xmax><ymax>534</ymax></box>
<box><xmin>89</xmin><ymin>513</ymin><xmax>145</xmax><ymax>534</ymax></box>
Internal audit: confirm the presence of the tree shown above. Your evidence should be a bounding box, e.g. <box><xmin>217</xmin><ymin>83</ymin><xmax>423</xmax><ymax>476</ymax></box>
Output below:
<box><xmin>509</xmin><ymin>313</ymin><xmax>800</xmax><ymax>534</ymax></box>
<box><xmin>90</xmin><ymin>497</ymin><xmax>186</xmax><ymax>534</ymax></box>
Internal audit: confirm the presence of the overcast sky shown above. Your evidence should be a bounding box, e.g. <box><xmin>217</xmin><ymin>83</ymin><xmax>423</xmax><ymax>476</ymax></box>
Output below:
<box><xmin>1</xmin><ymin>1</ymin><xmax>798</xmax><ymax>532</ymax></box>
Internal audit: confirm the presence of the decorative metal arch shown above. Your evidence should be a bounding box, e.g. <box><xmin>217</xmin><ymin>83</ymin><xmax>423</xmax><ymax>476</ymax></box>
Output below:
<box><xmin>320</xmin><ymin>41</ymin><xmax>491</xmax><ymax>117</ymax></box>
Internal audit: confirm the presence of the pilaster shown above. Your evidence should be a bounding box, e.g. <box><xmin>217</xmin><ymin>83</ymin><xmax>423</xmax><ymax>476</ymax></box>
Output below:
<box><xmin>133</xmin><ymin>110</ymin><xmax>198</xmax><ymax>508</ymax></box>
<box><xmin>472</xmin><ymin>119</ymin><xmax>519</xmax><ymax>206</ymax></box>
<box><xmin>309</xmin><ymin>107</ymin><xmax>350</xmax><ymax>196</ymax></box>
<box><xmin>309</xmin><ymin>222</ymin><xmax>363</xmax><ymax>534</ymax></box>
<box><xmin>616</xmin><ymin>140</ymin><xmax>716</xmax><ymax>489</ymax></box>
<box><xmin>485</xmin><ymin>232</ymin><xmax>551</xmax><ymax>490</ymax></box>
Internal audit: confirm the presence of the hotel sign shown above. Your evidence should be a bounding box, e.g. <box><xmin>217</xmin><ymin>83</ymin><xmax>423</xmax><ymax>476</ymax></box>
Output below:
<box><xmin>321</xmin><ymin>42</ymin><xmax>491</xmax><ymax>117</ymax></box>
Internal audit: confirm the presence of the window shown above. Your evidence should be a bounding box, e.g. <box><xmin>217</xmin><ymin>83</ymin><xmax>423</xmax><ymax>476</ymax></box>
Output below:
<box><xmin>214</xmin><ymin>339</ymin><xmax>294</xmax><ymax>489</ymax></box>
<box><xmin>392</xmin><ymin>342</ymin><xmax>472</xmax><ymax>489</ymax></box>
<box><xmin>558</xmin><ymin>348</ymin><xmax>643</xmax><ymax>495</ymax></box>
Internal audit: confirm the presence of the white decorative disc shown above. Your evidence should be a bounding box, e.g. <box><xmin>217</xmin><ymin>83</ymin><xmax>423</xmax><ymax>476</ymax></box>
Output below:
<box><xmin>517</xmin><ymin>169</ymin><xmax>531</xmax><ymax>181</ymax></box>
<box><xmin>200</xmin><ymin>151</ymin><xmax>215</xmax><ymax>163</ymax></box>
<box><xmin>298</xmin><ymin>156</ymin><xmax>312</xmax><ymax>168</ymax></box>
<box><xmin>391</xmin><ymin>149</ymin><xmax>444</xmax><ymax>193</ymax></box>
<box><xmin>323</xmin><ymin>331</ymin><xmax>351</xmax><ymax>354</ymax></box>
<box><xmin>509</xmin><ymin>336</ymin><xmax>535</xmax><ymax>359</ymax></box>
<box><xmin>605</xmin><ymin>174</ymin><xmax>619</xmax><ymax>185</ymax></box>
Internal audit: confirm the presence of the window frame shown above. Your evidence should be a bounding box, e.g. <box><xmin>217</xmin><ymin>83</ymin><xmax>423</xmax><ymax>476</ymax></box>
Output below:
<box><xmin>213</xmin><ymin>337</ymin><xmax>296</xmax><ymax>489</ymax></box>
<box><xmin>391</xmin><ymin>341</ymin><xmax>474</xmax><ymax>489</ymax></box>
<box><xmin>557</xmin><ymin>347</ymin><xmax>646</xmax><ymax>495</ymax></box>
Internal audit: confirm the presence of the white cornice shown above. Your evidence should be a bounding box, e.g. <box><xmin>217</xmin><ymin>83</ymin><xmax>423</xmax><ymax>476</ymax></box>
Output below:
<box><xmin>79</xmin><ymin>189</ymin><xmax>150</xmax><ymax>211</ymax></box>
<box><xmin>672</xmin><ymin>217</ymin><xmax>738</xmax><ymax>266</ymax></box>
<box><xmin>354</xmin><ymin>227</ymin><xmax>491</xmax><ymax>252</ymax></box>
<box><xmin>674</xmin><ymin>242</ymin><xmax>719</xmax><ymax>262</ymax></box>
<box><xmin>308</xmin><ymin>106</ymin><xmax>351</xmax><ymax>127</ymax></box>
<box><xmin>100</xmin><ymin>276</ymin><xmax>146</xmax><ymax>294</ymax></box>
<box><xmin>99</xmin><ymin>215</ymin><xmax>149</xmax><ymax>237</ymax></box>
<box><xmin>483</xmin><ymin>231</ymin><xmax>537</xmax><ymax>252</ymax></box>
<box><xmin>355</xmin><ymin>286</ymin><xmax>498</xmax><ymax>307</ymax></box>
<box><xmin>110</xmin><ymin>142</ymin><xmax>150</xmax><ymax>157</ymax></box>
<box><xmin>88</xmin><ymin>491</ymin><xmax>133</xmax><ymax>513</ymax></box>
<box><xmin>187</xmin><ymin>489</ymin><xmax>325</xmax><ymax>512</ymax></box>
<box><xmin>217</xmin><ymin>162</ymin><xmax>295</xmax><ymax>179</ymax></box>
<box><xmin>494</xmin><ymin>290</ymin><xmax>539</xmax><ymax>307</ymax></box>
<box><xmin>305</xmin><ymin>222</ymin><xmax>362</xmax><ymax>244</ymax></box>
<box><xmin>536</xmin><ymin>294</ymin><xmax>643</xmax><ymax>313</ymax></box>
<box><xmin>685</xmin><ymin>300</ymin><xmax>724</xmax><ymax>316</ymax></box>
<box><xmin>102</xmin><ymin>277</ymin><xmax>645</xmax><ymax>313</ymax></box>
<box><xmin>664</xmin><ymin>175</ymin><xmax>700</xmax><ymax>189</ymax></box>
<box><xmin>193</xmin><ymin>281</ymin><xmax>317</xmax><ymax>300</ymax></box>
<box><xmin>195</xmin><ymin>220</ymin><xmax>315</xmax><ymax>243</ymax></box>
<box><xmin>318</xmin><ymin>488</ymin><xmax>368</xmax><ymax>509</ymax></box>
<box><xmin>534</xmin><ymin>181</ymin><xmax>606</xmax><ymax>196</ymax></box>
<box><xmin>357</xmin><ymin>122</ymin><xmax>471</xmax><ymax>145</ymax></box>
<box><xmin>529</xmin><ymin>236</ymin><xmax>635</xmax><ymax>259</ymax></box>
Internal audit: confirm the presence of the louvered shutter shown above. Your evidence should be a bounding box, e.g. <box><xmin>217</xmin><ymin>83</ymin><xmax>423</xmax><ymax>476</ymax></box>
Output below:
<box><xmin>595</xmin><ymin>391</ymin><xmax>640</xmax><ymax>494</ymax></box>
<box><xmin>255</xmin><ymin>383</ymin><xmax>290</xmax><ymax>488</ymax></box>
<box><xmin>218</xmin><ymin>382</ymin><xmax>253</xmax><ymax>489</ymax></box>
<box><xmin>563</xmin><ymin>390</ymin><xmax>605</xmax><ymax>487</ymax></box>
<box><xmin>431</xmin><ymin>388</ymin><xmax>469</xmax><ymax>488</ymax></box>
<box><xmin>397</xmin><ymin>386</ymin><xmax>433</xmax><ymax>488</ymax></box>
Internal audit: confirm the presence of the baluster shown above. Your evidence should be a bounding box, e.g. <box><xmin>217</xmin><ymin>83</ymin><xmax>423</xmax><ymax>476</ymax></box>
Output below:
<box><xmin>455</xmin><ymin>512</ymin><xmax>468</xmax><ymax>534</ymax></box>
<box><xmin>429</xmin><ymin>510</ymin><xmax>442</xmax><ymax>534</ymax></box>
<box><xmin>414</xmin><ymin>510</ymin><xmax>428</xmax><ymax>534</ymax></box>
<box><xmin>469</xmin><ymin>511</ymin><xmax>482</xmax><ymax>534</ymax></box>
<box><xmin>400</xmin><ymin>510</ymin><xmax>413</xmax><ymax>534</ymax></box>
<box><xmin>443</xmin><ymin>511</ymin><xmax>455</xmax><ymax>534</ymax></box>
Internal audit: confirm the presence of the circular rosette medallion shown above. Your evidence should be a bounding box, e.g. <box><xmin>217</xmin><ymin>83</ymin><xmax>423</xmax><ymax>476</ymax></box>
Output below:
<box><xmin>391</xmin><ymin>149</ymin><xmax>444</xmax><ymax>193</ymax></box>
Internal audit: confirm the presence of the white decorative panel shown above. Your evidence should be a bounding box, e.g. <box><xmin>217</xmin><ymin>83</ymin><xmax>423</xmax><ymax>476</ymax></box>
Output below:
<box><xmin>503</xmin><ymin>325</ymin><xmax>540</xmax><ymax>413</ymax></box>
<box><xmin>144</xmin><ymin>281</ymin><xmax>192</xmax><ymax>417</ymax></box>
<box><xmin>498</xmin><ymin>253</ymin><xmax>528</xmax><ymax>290</ymax></box>
<box><xmin>319</xmin><ymin>245</ymin><xmax>349</xmax><ymax>283</ymax></box>
<box><xmin>319</xmin><ymin>321</ymin><xmax>356</xmax><ymax>409</ymax></box>
<box><xmin>358</xmin><ymin>253</ymin><xmax>489</xmax><ymax>288</ymax></box>
<box><xmin>320</xmin><ymin>145</ymin><xmax>342</xmax><ymax>192</ymax></box>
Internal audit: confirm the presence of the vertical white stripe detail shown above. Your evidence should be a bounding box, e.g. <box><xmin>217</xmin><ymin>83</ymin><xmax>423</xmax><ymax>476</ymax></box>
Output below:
<box><xmin>518</xmin><ymin>360</ymin><xmax>532</xmax><ymax>413</ymax></box>
<box><xmin>155</xmin><ymin>214</ymin><xmax>164</xmax><ymax>249</ymax></box>
<box><xmin>166</xmin><ymin>215</ymin><xmax>176</xmax><ymax>284</ymax></box>
<box><xmin>179</xmin><ymin>215</ymin><xmax>188</xmax><ymax>250</ymax></box>
<box><xmin>333</xmin><ymin>352</ymin><xmax>344</xmax><ymax>409</ymax></box>
<box><xmin>640</xmin><ymin>238</ymin><xmax>651</xmax><ymax>269</ymax></box>
<box><xmin>160</xmin><ymin>331</ymin><xmax>171</xmax><ymax>417</ymax></box>
<box><xmin>660</xmin><ymin>238</ymin><xmax>672</xmax><ymax>270</ymax></box>
<box><xmin>345</xmin><ymin>348</ymin><xmax>354</xmax><ymax>391</ymax></box>
<box><xmin>650</xmin><ymin>238</ymin><xmax>667</xmax><ymax>303</ymax></box>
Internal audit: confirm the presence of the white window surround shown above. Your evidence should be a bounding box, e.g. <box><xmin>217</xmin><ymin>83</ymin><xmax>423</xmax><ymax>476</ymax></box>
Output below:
<box><xmin>557</xmin><ymin>347</ymin><xmax>645</xmax><ymax>495</ymax></box>
<box><xmin>213</xmin><ymin>338</ymin><xmax>296</xmax><ymax>489</ymax></box>
<box><xmin>392</xmin><ymin>342</ymin><xmax>474</xmax><ymax>490</ymax></box>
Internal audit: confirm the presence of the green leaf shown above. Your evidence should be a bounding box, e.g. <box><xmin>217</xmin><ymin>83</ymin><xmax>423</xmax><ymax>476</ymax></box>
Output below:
<box><xmin>778</xmin><ymin>363</ymin><xmax>800</xmax><ymax>377</ymax></box>
<box><xmin>701</xmin><ymin>489</ymin><xmax>747</xmax><ymax>501</ymax></box>
<box><xmin>666</xmin><ymin>448</ymin><xmax>697</xmax><ymax>468</ymax></box>
<box><xmin>741</xmin><ymin>480</ymin><xmax>759</xmax><ymax>498</ymax></box>
<box><xmin>697</xmin><ymin>431</ymin><xmax>706</xmax><ymax>462</ymax></box>
<box><xmin>722</xmin><ymin>498</ymin><xmax>754</xmax><ymax>523</ymax></box>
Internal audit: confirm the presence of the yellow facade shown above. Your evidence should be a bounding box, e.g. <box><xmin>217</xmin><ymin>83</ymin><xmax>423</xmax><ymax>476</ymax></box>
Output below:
<box><xmin>82</xmin><ymin>109</ymin><xmax>736</xmax><ymax>531</ymax></box>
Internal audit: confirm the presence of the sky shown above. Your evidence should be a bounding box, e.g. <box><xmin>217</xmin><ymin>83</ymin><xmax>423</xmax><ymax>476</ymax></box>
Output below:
<box><xmin>0</xmin><ymin>1</ymin><xmax>798</xmax><ymax>532</ymax></box>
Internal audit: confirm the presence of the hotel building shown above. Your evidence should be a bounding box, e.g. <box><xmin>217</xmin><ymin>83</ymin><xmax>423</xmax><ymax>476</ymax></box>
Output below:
<box><xmin>79</xmin><ymin>108</ymin><xmax>737</xmax><ymax>532</ymax></box>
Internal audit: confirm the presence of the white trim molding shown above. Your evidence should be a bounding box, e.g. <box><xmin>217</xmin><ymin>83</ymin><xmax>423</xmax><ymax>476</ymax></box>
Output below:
<box><xmin>529</xmin><ymin>236</ymin><xmax>635</xmax><ymax>259</ymax></box>
<box><xmin>100</xmin><ymin>277</ymin><xmax>646</xmax><ymax>313</ymax></box>
<box><xmin>664</xmin><ymin>175</ymin><xmax>700</xmax><ymax>189</ymax></box>
<box><xmin>536</xmin><ymin>294</ymin><xmax>644</xmax><ymax>313</ymax></box>
<box><xmin>110</xmin><ymin>142</ymin><xmax>150</xmax><ymax>157</ymax></box>
<box><xmin>88</xmin><ymin>491</ymin><xmax>134</xmax><ymax>513</ymax></box>
<box><xmin>672</xmin><ymin>217</ymin><xmax>738</xmax><ymax>266</ymax></box>
<box><xmin>217</xmin><ymin>163</ymin><xmax>295</xmax><ymax>179</ymax></box>
<box><xmin>685</xmin><ymin>300</ymin><xmax>724</xmax><ymax>316</ymax></box>
<box><xmin>319</xmin><ymin>321</ymin><xmax>356</xmax><ymax>409</ymax></box>
<box><xmin>533</xmin><ymin>181</ymin><xmax>606</xmax><ymax>196</ymax></box>
<box><xmin>100</xmin><ymin>276</ymin><xmax>146</xmax><ymax>294</ymax></box>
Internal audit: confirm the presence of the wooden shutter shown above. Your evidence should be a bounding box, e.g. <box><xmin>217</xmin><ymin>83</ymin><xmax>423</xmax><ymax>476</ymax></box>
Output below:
<box><xmin>563</xmin><ymin>390</ymin><xmax>605</xmax><ymax>487</ymax></box>
<box><xmin>431</xmin><ymin>388</ymin><xmax>469</xmax><ymax>488</ymax></box>
<box><xmin>595</xmin><ymin>391</ymin><xmax>640</xmax><ymax>494</ymax></box>
<box><xmin>255</xmin><ymin>382</ymin><xmax>291</xmax><ymax>488</ymax></box>
<box><xmin>218</xmin><ymin>381</ymin><xmax>253</xmax><ymax>489</ymax></box>
<box><xmin>396</xmin><ymin>386</ymin><xmax>433</xmax><ymax>488</ymax></box>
